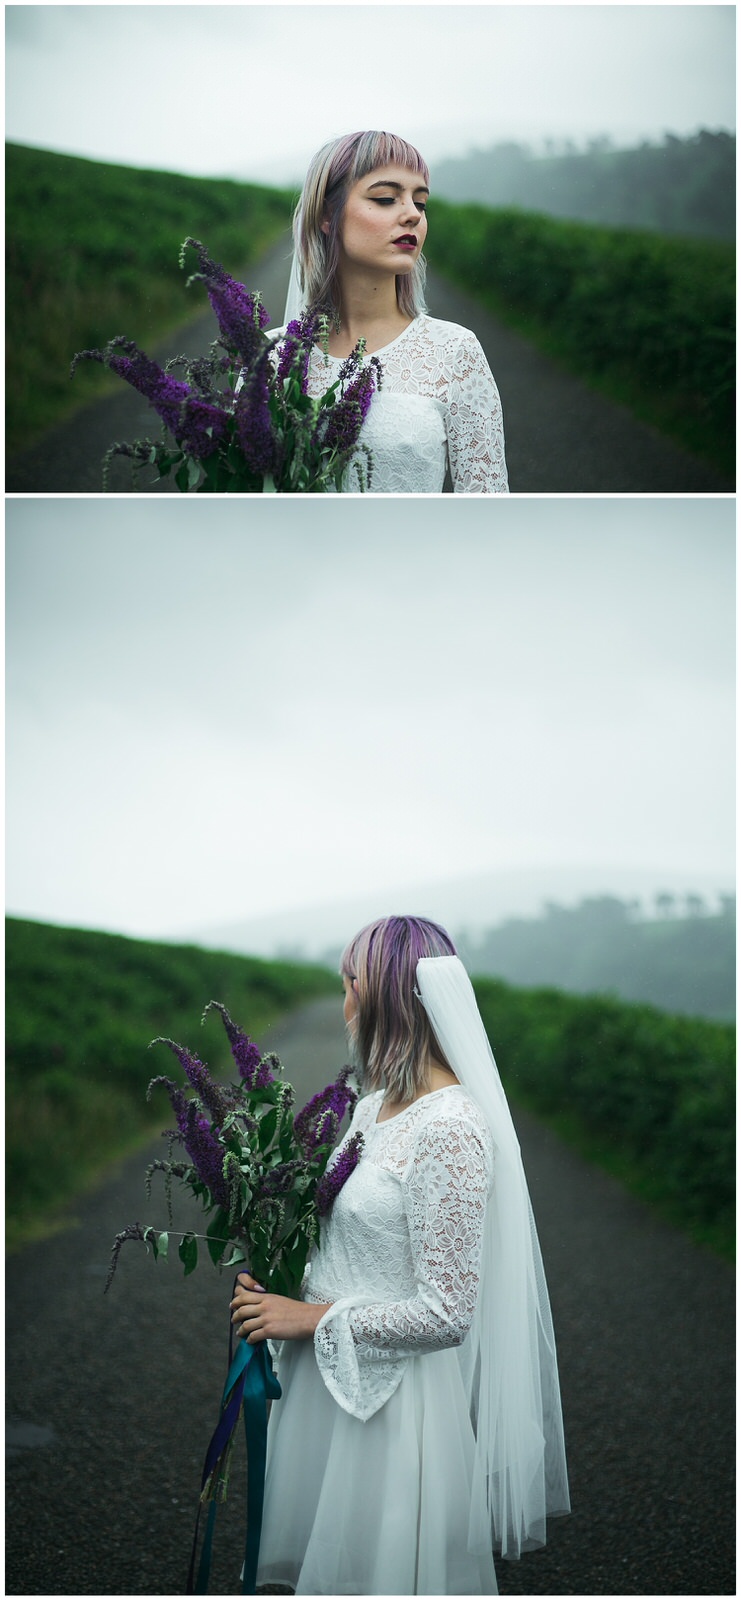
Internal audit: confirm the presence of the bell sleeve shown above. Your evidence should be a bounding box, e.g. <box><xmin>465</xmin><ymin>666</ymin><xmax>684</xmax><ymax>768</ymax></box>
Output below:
<box><xmin>445</xmin><ymin>330</ymin><xmax>509</xmax><ymax>494</ymax></box>
<box><xmin>313</xmin><ymin>1111</ymin><xmax>493</xmax><ymax>1421</ymax></box>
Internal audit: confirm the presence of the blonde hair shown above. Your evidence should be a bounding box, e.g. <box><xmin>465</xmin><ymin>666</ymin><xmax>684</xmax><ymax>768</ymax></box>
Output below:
<box><xmin>340</xmin><ymin>915</ymin><xmax>456</xmax><ymax>1104</ymax></box>
<box><xmin>294</xmin><ymin>130</ymin><xmax>429</xmax><ymax>320</ymax></box>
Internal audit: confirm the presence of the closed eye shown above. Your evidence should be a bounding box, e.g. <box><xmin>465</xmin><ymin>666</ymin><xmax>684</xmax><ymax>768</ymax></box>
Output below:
<box><xmin>372</xmin><ymin>198</ymin><xmax>427</xmax><ymax>211</ymax></box>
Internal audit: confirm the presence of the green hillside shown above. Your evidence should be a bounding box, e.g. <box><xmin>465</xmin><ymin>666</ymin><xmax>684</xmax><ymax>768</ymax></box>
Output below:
<box><xmin>462</xmin><ymin>896</ymin><xmax>736</xmax><ymax>1021</ymax></box>
<box><xmin>5</xmin><ymin>916</ymin><xmax>336</xmax><ymax>1248</ymax></box>
<box><xmin>5</xmin><ymin>142</ymin><xmax>293</xmax><ymax>455</ymax></box>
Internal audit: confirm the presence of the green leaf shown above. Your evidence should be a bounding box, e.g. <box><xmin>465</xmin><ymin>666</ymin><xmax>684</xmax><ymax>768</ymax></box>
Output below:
<box><xmin>186</xmin><ymin>457</ymin><xmax>202</xmax><ymax>491</ymax></box>
<box><xmin>222</xmin><ymin>1246</ymin><xmax>247</xmax><ymax>1271</ymax></box>
<box><xmin>259</xmin><ymin>1108</ymin><xmax>277</xmax><ymax>1149</ymax></box>
<box><xmin>179</xmin><ymin>1233</ymin><xmax>198</xmax><ymax>1276</ymax></box>
<box><xmin>174</xmin><ymin>461</ymin><xmax>190</xmax><ymax>493</ymax></box>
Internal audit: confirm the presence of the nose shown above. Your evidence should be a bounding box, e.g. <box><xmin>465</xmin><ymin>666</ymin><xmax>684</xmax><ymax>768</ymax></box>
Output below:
<box><xmin>401</xmin><ymin>194</ymin><xmax>423</xmax><ymax>225</ymax></box>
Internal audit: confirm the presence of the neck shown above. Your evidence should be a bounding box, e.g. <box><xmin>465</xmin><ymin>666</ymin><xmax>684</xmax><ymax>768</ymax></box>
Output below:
<box><xmin>336</xmin><ymin>266</ymin><xmax>408</xmax><ymax>346</ymax></box>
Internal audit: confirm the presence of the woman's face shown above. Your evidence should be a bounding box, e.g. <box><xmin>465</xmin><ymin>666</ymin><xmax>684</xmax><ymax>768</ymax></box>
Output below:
<box><xmin>330</xmin><ymin>164</ymin><xmax>429</xmax><ymax>280</ymax></box>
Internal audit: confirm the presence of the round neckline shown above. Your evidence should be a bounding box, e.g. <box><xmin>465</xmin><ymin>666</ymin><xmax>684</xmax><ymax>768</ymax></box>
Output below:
<box><xmin>320</xmin><ymin>315</ymin><xmax>423</xmax><ymax>364</ymax></box>
<box><xmin>373</xmin><ymin>1083</ymin><xmax>464</xmax><ymax>1127</ymax></box>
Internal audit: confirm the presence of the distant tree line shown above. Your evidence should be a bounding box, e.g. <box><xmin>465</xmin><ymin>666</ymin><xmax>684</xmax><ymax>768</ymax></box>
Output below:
<box><xmin>457</xmin><ymin>895</ymin><xmax>735</xmax><ymax>1021</ymax></box>
<box><xmin>431</xmin><ymin>131</ymin><xmax>735</xmax><ymax>241</ymax></box>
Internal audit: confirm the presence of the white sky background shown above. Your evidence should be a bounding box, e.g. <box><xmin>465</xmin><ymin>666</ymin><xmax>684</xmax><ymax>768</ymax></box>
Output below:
<box><xmin>5</xmin><ymin>4</ymin><xmax>736</xmax><ymax>185</ymax></box>
<box><xmin>5</xmin><ymin>497</ymin><xmax>735</xmax><ymax>941</ymax></box>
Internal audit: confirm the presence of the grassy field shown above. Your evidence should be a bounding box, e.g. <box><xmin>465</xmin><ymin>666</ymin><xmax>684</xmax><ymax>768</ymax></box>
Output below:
<box><xmin>7</xmin><ymin>916</ymin><xmax>734</xmax><ymax>1262</ymax></box>
<box><xmin>431</xmin><ymin>200</ymin><xmax>735</xmax><ymax>477</ymax></box>
<box><xmin>5</xmin><ymin>916</ymin><xmax>336</xmax><ymax>1249</ymax></box>
<box><xmin>6</xmin><ymin>142</ymin><xmax>293</xmax><ymax>456</ymax></box>
<box><xmin>474</xmin><ymin>975</ymin><xmax>735</xmax><ymax>1261</ymax></box>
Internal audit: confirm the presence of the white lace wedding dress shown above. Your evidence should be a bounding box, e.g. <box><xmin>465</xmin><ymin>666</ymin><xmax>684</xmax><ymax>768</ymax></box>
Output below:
<box><xmin>256</xmin><ymin>1086</ymin><xmax>500</xmax><ymax>1595</ymax></box>
<box><xmin>278</xmin><ymin>315</ymin><xmax>508</xmax><ymax>494</ymax></box>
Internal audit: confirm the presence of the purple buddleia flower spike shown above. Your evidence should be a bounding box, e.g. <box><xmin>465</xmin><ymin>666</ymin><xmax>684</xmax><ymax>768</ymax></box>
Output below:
<box><xmin>146</xmin><ymin>1074</ymin><xmax>191</xmax><ymax>1141</ymax></box>
<box><xmin>71</xmin><ymin>339</ymin><xmax>228</xmax><ymax>459</ymax></box>
<box><xmin>149</xmin><ymin>1038</ymin><xmax>230</xmax><ymax>1129</ymax></box>
<box><xmin>179</xmin><ymin>238</ymin><xmax>270</xmax><ymax>368</ymax></box>
<box><xmin>104</xmin><ymin>1221</ymin><xmax>150</xmax><ymax>1292</ymax></box>
<box><xmin>235</xmin><ymin>347</ymin><xmax>278</xmax><ymax>477</ymax></box>
<box><xmin>183</xmin><ymin>1104</ymin><xmax>231</xmax><ymax>1209</ymax></box>
<box><xmin>315</xmin><ymin>1131</ymin><xmax>365</xmax><ymax>1217</ymax></box>
<box><xmin>277</xmin><ymin>308</ymin><xmax>322</xmax><ymax>390</ymax></box>
<box><xmin>201</xmin><ymin>1001</ymin><xmax>276</xmax><ymax>1088</ymax></box>
<box><xmin>317</xmin><ymin>360</ymin><xmax>380</xmax><ymax>459</ymax></box>
<box><xmin>293</xmin><ymin>1067</ymin><xmax>358</xmax><ymax>1155</ymax></box>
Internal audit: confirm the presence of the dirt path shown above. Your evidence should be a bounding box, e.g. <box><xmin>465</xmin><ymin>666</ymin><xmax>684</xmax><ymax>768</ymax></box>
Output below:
<box><xmin>7</xmin><ymin>235</ymin><xmax>732</xmax><ymax>494</ymax></box>
<box><xmin>5</xmin><ymin>996</ymin><xmax>734</xmax><ymax>1595</ymax></box>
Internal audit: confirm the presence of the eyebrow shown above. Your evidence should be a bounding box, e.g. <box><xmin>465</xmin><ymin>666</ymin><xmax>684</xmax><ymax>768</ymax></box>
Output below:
<box><xmin>366</xmin><ymin>179</ymin><xmax>430</xmax><ymax>195</ymax></box>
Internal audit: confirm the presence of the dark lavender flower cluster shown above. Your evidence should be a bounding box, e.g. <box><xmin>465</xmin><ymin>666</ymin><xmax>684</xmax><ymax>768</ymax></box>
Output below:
<box><xmin>314</xmin><ymin>1131</ymin><xmax>365</xmax><ymax>1218</ymax></box>
<box><xmin>150</xmin><ymin>1037</ymin><xmax>231</xmax><ymax>1128</ymax></box>
<box><xmin>236</xmin><ymin>348</ymin><xmax>278</xmax><ymax>477</ymax></box>
<box><xmin>70</xmin><ymin>339</ymin><xmax>228</xmax><ymax>459</ymax></box>
<box><xmin>179</xmin><ymin>237</ymin><xmax>270</xmax><ymax>369</ymax></box>
<box><xmin>293</xmin><ymin>1066</ymin><xmax>358</xmax><ymax>1155</ymax></box>
<box><xmin>276</xmin><ymin>309</ymin><xmax>323</xmax><ymax>388</ymax></box>
<box><xmin>201</xmin><ymin>1001</ymin><xmax>274</xmax><ymax>1089</ymax></box>
<box><xmin>318</xmin><ymin>356</ymin><xmax>382</xmax><ymax>461</ymax></box>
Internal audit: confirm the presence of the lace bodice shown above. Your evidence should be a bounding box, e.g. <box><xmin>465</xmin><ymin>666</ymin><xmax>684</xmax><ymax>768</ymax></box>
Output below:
<box><xmin>274</xmin><ymin>315</ymin><xmax>508</xmax><ymax>494</ymax></box>
<box><xmin>306</xmin><ymin>1087</ymin><xmax>494</xmax><ymax>1421</ymax></box>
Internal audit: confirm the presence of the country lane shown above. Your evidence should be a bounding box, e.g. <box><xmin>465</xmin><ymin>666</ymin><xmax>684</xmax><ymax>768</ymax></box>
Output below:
<box><xmin>5</xmin><ymin>994</ymin><xmax>734</xmax><ymax>1595</ymax></box>
<box><xmin>7</xmin><ymin>233</ymin><xmax>731</xmax><ymax>494</ymax></box>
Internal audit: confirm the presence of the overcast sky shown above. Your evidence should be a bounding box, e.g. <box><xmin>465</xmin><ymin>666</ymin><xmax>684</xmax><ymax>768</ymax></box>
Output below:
<box><xmin>5</xmin><ymin>4</ymin><xmax>735</xmax><ymax>185</ymax></box>
<box><xmin>5</xmin><ymin>496</ymin><xmax>735</xmax><ymax>943</ymax></box>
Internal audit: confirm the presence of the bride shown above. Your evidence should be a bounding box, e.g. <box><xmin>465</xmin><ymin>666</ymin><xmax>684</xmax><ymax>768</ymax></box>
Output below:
<box><xmin>272</xmin><ymin>130</ymin><xmax>509</xmax><ymax>494</ymax></box>
<box><xmin>231</xmin><ymin>915</ymin><xmax>569</xmax><ymax>1594</ymax></box>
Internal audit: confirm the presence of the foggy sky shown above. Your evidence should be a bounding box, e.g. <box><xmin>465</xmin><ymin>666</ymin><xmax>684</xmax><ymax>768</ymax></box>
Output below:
<box><xmin>5</xmin><ymin>5</ymin><xmax>736</xmax><ymax>185</ymax></box>
<box><xmin>6</xmin><ymin>497</ymin><xmax>735</xmax><ymax>941</ymax></box>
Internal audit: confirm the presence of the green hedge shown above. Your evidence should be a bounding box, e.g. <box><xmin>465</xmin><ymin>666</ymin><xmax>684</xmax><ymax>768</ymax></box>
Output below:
<box><xmin>474</xmin><ymin>976</ymin><xmax>734</xmax><ymax>1258</ymax></box>
<box><xmin>430</xmin><ymin>199</ymin><xmax>735</xmax><ymax>476</ymax></box>
<box><xmin>6</xmin><ymin>143</ymin><xmax>293</xmax><ymax>454</ymax></box>
<box><xmin>5</xmin><ymin>916</ymin><xmax>336</xmax><ymax>1244</ymax></box>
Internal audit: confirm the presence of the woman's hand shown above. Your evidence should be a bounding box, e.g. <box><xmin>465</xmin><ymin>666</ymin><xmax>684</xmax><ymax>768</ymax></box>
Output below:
<box><xmin>230</xmin><ymin>1272</ymin><xmax>331</xmax><ymax>1344</ymax></box>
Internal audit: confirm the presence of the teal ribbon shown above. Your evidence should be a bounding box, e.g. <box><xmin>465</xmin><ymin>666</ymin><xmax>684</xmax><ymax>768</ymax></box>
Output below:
<box><xmin>189</xmin><ymin>1296</ymin><xmax>281</xmax><ymax>1595</ymax></box>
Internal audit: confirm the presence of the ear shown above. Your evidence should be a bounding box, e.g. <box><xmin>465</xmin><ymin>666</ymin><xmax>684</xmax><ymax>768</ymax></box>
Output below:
<box><xmin>352</xmin><ymin>977</ymin><xmax>359</xmax><ymax>994</ymax></box>
<box><xmin>320</xmin><ymin>217</ymin><xmax>330</xmax><ymax>237</ymax></box>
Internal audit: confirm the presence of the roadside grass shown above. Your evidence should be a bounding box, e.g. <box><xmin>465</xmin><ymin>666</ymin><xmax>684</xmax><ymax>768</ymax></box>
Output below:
<box><xmin>5</xmin><ymin>916</ymin><xmax>336</xmax><ymax>1250</ymax></box>
<box><xmin>6</xmin><ymin>142</ymin><xmax>294</xmax><ymax>456</ymax></box>
<box><xmin>473</xmin><ymin>975</ymin><xmax>735</xmax><ymax>1262</ymax></box>
<box><xmin>430</xmin><ymin>199</ymin><xmax>735</xmax><ymax>479</ymax></box>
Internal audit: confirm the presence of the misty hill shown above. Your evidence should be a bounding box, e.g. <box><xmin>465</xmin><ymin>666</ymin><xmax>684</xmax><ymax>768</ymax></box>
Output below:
<box><xmin>458</xmin><ymin>895</ymin><xmax>735</xmax><ymax>1021</ymax></box>
<box><xmin>431</xmin><ymin>130</ymin><xmax>735</xmax><ymax>240</ymax></box>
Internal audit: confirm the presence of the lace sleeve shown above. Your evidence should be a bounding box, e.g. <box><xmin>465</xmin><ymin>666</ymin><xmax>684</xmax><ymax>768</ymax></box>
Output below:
<box><xmin>446</xmin><ymin>331</ymin><xmax>508</xmax><ymax>495</ymax></box>
<box><xmin>313</xmin><ymin>1111</ymin><xmax>492</xmax><ymax>1420</ymax></box>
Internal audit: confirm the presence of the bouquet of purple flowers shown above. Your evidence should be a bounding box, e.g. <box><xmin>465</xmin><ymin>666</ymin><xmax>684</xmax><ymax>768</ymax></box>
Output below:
<box><xmin>106</xmin><ymin>1001</ymin><xmax>363</xmax><ymax>1596</ymax></box>
<box><xmin>71</xmin><ymin>239</ymin><xmax>383</xmax><ymax>494</ymax></box>
<box><xmin>106</xmin><ymin>998</ymin><xmax>363</xmax><ymax>1296</ymax></box>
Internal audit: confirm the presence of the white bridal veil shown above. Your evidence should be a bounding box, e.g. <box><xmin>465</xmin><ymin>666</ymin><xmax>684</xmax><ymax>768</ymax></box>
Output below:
<box><xmin>416</xmin><ymin>955</ymin><xmax>570</xmax><ymax>1559</ymax></box>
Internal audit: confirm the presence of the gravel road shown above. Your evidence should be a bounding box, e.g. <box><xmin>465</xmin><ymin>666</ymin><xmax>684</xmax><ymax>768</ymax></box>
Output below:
<box><xmin>7</xmin><ymin>234</ymin><xmax>732</xmax><ymax>494</ymax></box>
<box><xmin>6</xmin><ymin>996</ymin><xmax>734</xmax><ymax>1596</ymax></box>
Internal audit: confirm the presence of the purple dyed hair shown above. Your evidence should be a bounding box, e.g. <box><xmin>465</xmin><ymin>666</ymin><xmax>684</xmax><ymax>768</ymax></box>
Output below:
<box><xmin>340</xmin><ymin>915</ymin><xmax>456</xmax><ymax>1104</ymax></box>
<box><xmin>294</xmin><ymin>131</ymin><xmax>430</xmax><ymax>320</ymax></box>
